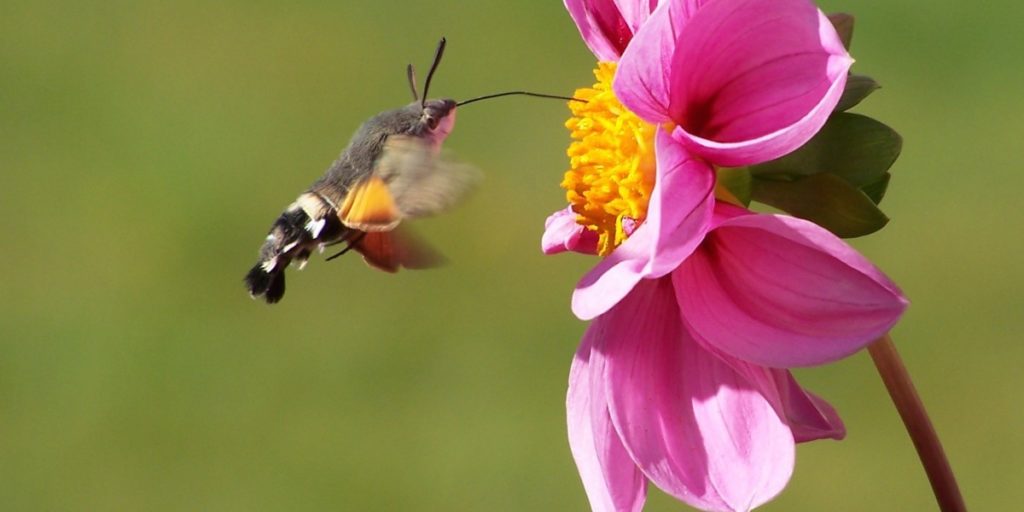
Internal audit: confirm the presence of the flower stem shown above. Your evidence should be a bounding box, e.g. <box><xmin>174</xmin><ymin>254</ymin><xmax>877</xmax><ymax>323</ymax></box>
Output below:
<box><xmin>867</xmin><ymin>334</ymin><xmax>966</xmax><ymax>512</ymax></box>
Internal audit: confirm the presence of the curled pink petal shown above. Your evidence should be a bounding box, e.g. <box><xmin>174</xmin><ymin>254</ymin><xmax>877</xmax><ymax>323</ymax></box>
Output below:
<box><xmin>769</xmin><ymin>370</ymin><xmax>846</xmax><ymax>442</ymax></box>
<box><xmin>543</xmin><ymin>207</ymin><xmax>600</xmax><ymax>255</ymax></box>
<box><xmin>564</xmin><ymin>0</ymin><xmax>661</xmax><ymax>61</ymax></box>
<box><xmin>567</xmin><ymin>331</ymin><xmax>647</xmax><ymax>511</ymax></box>
<box><xmin>592</xmin><ymin>279</ymin><xmax>796</xmax><ymax>511</ymax></box>
<box><xmin>613</xmin><ymin>0</ymin><xmax>707</xmax><ymax>122</ymax></box>
<box><xmin>616</xmin><ymin>0</ymin><xmax>852</xmax><ymax>166</ymax></box>
<box><xmin>674</xmin><ymin>207</ymin><xmax>908</xmax><ymax>368</ymax></box>
<box><xmin>571</xmin><ymin>130</ymin><xmax>713</xmax><ymax>320</ymax></box>
<box><xmin>667</xmin><ymin>0</ymin><xmax>852</xmax><ymax>165</ymax></box>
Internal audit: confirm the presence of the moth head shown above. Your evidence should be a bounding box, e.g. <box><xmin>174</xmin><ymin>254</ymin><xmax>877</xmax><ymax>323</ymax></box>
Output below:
<box><xmin>405</xmin><ymin>39</ymin><xmax>457</xmax><ymax>144</ymax></box>
<box><xmin>420</xmin><ymin>98</ymin><xmax>457</xmax><ymax>141</ymax></box>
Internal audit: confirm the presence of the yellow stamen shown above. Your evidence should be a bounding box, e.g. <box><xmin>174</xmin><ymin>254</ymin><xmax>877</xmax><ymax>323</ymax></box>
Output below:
<box><xmin>562</xmin><ymin>62</ymin><xmax>656</xmax><ymax>256</ymax></box>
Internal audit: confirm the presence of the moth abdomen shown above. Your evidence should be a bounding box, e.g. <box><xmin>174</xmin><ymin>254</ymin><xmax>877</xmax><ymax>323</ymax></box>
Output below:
<box><xmin>245</xmin><ymin>191</ymin><xmax>348</xmax><ymax>303</ymax></box>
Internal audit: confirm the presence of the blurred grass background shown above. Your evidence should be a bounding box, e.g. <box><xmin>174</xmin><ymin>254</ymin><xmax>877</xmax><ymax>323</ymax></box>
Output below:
<box><xmin>1</xmin><ymin>0</ymin><xmax>1021</xmax><ymax>510</ymax></box>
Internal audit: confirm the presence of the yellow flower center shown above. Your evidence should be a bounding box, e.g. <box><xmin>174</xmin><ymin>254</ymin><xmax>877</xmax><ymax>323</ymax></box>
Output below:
<box><xmin>562</xmin><ymin>62</ymin><xmax>657</xmax><ymax>256</ymax></box>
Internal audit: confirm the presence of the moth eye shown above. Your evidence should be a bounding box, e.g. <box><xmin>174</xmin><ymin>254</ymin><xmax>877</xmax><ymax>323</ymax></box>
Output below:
<box><xmin>426</xmin><ymin>116</ymin><xmax>439</xmax><ymax>130</ymax></box>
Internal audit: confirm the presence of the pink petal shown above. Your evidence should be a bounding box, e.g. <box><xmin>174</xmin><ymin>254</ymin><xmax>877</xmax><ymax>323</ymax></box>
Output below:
<box><xmin>613</xmin><ymin>0</ymin><xmax>708</xmax><ymax>122</ymax></box>
<box><xmin>592</xmin><ymin>279</ymin><xmax>795</xmax><ymax>511</ymax></box>
<box><xmin>674</xmin><ymin>206</ymin><xmax>908</xmax><ymax>368</ymax></box>
<box><xmin>769</xmin><ymin>369</ymin><xmax>845</xmax><ymax>442</ymax></box>
<box><xmin>692</xmin><ymin>341</ymin><xmax>847</xmax><ymax>442</ymax></box>
<box><xmin>572</xmin><ymin>130</ymin><xmax>713</xmax><ymax>320</ymax></box>
<box><xmin>542</xmin><ymin>207</ymin><xmax>600</xmax><ymax>255</ymax></box>
<box><xmin>672</xmin><ymin>0</ymin><xmax>852</xmax><ymax>166</ymax></box>
<box><xmin>567</xmin><ymin>331</ymin><xmax>647</xmax><ymax>511</ymax></box>
<box><xmin>614</xmin><ymin>0</ymin><xmax>661</xmax><ymax>34</ymax></box>
<box><xmin>619</xmin><ymin>0</ymin><xmax>852</xmax><ymax>166</ymax></box>
<box><xmin>564</xmin><ymin>0</ymin><xmax>661</xmax><ymax>61</ymax></box>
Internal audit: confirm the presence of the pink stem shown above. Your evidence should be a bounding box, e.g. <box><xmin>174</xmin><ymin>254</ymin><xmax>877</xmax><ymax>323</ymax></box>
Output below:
<box><xmin>867</xmin><ymin>334</ymin><xmax>966</xmax><ymax>512</ymax></box>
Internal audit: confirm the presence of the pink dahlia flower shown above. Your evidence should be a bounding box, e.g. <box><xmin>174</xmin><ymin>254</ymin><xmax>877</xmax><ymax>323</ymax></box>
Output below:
<box><xmin>546</xmin><ymin>0</ymin><xmax>909</xmax><ymax>510</ymax></box>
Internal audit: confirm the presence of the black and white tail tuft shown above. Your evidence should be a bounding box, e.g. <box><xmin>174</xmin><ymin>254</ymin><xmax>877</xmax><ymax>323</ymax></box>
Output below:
<box><xmin>244</xmin><ymin>192</ymin><xmax>348</xmax><ymax>304</ymax></box>
<box><xmin>244</xmin><ymin>263</ymin><xmax>286</xmax><ymax>304</ymax></box>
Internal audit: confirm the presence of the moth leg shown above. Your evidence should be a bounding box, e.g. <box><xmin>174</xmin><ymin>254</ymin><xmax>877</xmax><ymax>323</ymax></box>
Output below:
<box><xmin>325</xmin><ymin>232</ymin><xmax>367</xmax><ymax>262</ymax></box>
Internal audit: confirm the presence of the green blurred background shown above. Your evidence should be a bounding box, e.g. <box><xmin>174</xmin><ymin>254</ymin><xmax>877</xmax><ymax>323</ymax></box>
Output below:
<box><xmin>1</xmin><ymin>0</ymin><xmax>1020</xmax><ymax>510</ymax></box>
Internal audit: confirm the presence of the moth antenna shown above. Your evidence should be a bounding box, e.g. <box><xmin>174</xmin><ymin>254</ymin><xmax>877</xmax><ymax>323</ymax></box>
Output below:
<box><xmin>421</xmin><ymin>37</ymin><xmax>447</xmax><ymax>107</ymax></box>
<box><xmin>406</xmin><ymin>64</ymin><xmax>419</xmax><ymax>101</ymax></box>
<box><xmin>457</xmin><ymin>91</ymin><xmax>585</xmax><ymax>107</ymax></box>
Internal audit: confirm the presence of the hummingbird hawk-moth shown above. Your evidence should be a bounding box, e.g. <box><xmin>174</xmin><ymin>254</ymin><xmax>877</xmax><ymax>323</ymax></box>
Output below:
<box><xmin>244</xmin><ymin>38</ymin><xmax>574</xmax><ymax>303</ymax></box>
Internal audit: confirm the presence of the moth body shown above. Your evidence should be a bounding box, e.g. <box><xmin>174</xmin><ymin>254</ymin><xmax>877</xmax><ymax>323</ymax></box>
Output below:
<box><xmin>245</xmin><ymin>97</ymin><xmax>472</xmax><ymax>304</ymax></box>
<box><xmin>243</xmin><ymin>37</ymin><xmax>570</xmax><ymax>304</ymax></box>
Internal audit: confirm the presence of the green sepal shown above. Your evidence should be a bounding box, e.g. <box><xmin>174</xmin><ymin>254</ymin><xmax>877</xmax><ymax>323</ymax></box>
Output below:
<box><xmin>751</xmin><ymin>173</ymin><xmax>890</xmax><ymax>238</ymax></box>
<box><xmin>748</xmin><ymin>113</ymin><xmax>902</xmax><ymax>202</ymax></box>
<box><xmin>716</xmin><ymin>166</ymin><xmax>753</xmax><ymax>206</ymax></box>
<box><xmin>827</xmin><ymin>13</ymin><xmax>855</xmax><ymax>50</ymax></box>
<box><xmin>835</xmin><ymin>74</ymin><xmax>881</xmax><ymax>112</ymax></box>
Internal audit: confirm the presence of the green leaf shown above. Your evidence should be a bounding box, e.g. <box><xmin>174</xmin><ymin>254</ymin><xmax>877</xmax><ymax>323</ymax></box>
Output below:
<box><xmin>861</xmin><ymin>172</ymin><xmax>891</xmax><ymax>204</ymax></box>
<box><xmin>835</xmin><ymin>74</ymin><xmax>881</xmax><ymax>112</ymax></box>
<box><xmin>716</xmin><ymin>167</ymin><xmax>752</xmax><ymax>206</ymax></box>
<box><xmin>751</xmin><ymin>173</ymin><xmax>890</xmax><ymax>238</ymax></box>
<box><xmin>827</xmin><ymin>13</ymin><xmax>855</xmax><ymax>50</ymax></box>
<box><xmin>748</xmin><ymin>113</ymin><xmax>902</xmax><ymax>196</ymax></box>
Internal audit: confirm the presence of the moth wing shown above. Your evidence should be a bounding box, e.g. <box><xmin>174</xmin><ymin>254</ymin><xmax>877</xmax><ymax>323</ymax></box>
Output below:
<box><xmin>376</xmin><ymin>135</ymin><xmax>481</xmax><ymax>220</ymax></box>
<box><xmin>339</xmin><ymin>135</ymin><xmax>476</xmax><ymax>231</ymax></box>
<box><xmin>339</xmin><ymin>175</ymin><xmax>401</xmax><ymax>232</ymax></box>
<box><xmin>338</xmin><ymin>134</ymin><xmax>478</xmax><ymax>266</ymax></box>
<box><xmin>354</xmin><ymin>226</ymin><xmax>446</xmax><ymax>273</ymax></box>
